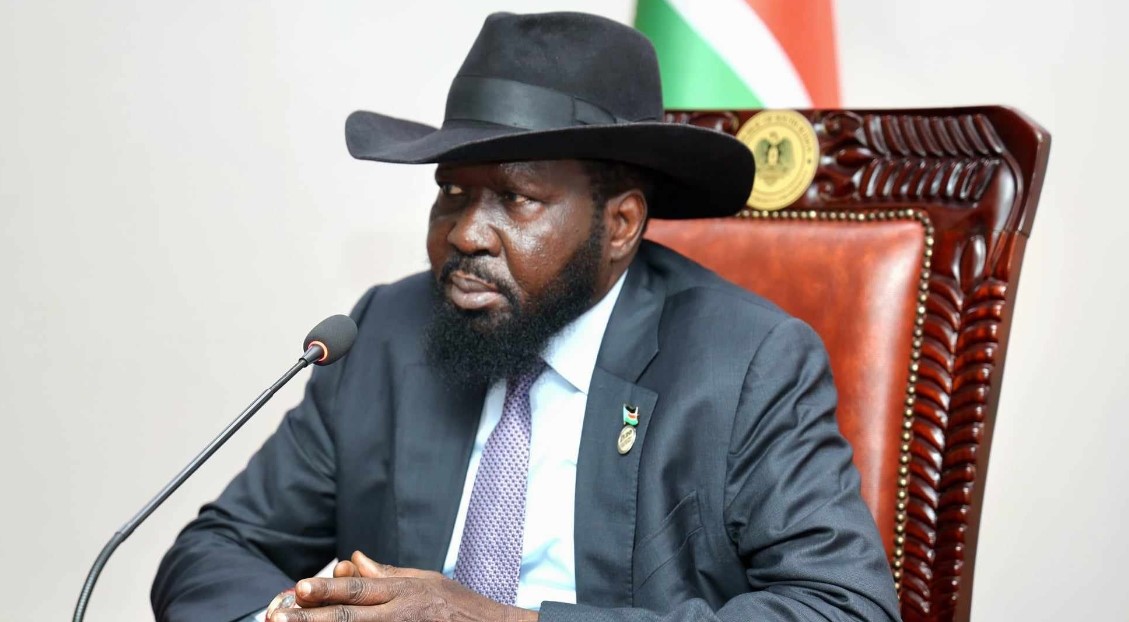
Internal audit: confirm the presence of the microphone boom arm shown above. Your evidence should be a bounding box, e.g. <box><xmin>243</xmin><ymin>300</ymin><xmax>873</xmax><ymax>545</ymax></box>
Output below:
<box><xmin>72</xmin><ymin>345</ymin><xmax>324</xmax><ymax>622</ymax></box>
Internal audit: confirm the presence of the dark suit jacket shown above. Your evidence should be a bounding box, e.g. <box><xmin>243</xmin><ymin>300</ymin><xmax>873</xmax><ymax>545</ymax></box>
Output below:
<box><xmin>152</xmin><ymin>241</ymin><xmax>900</xmax><ymax>622</ymax></box>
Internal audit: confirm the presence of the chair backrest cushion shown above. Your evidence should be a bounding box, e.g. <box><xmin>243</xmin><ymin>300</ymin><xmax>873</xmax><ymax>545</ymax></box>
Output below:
<box><xmin>647</xmin><ymin>211</ymin><xmax>928</xmax><ymax>557</ymax></box>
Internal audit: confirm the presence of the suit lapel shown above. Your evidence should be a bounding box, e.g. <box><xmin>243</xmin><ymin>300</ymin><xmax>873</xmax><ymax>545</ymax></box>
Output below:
<box><xmin>574</xmin><ymin>260</ymin><xmax>664</xmax><ymax>607</ymax></box>
<box><xmin>393</xmin><ymin>363</ymin><xmax>485</xmax><ymax>571</ymax></box>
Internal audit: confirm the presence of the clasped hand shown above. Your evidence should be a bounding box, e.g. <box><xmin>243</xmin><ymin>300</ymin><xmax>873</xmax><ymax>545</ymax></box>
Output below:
<box><xmin>267</xmin><ymin>550</ymin><xmax>538</xmax><ymax>622</ymax></box>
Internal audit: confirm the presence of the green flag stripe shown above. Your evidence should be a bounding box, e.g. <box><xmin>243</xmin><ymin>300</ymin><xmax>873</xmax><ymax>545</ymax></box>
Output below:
<box><xmin>635</xmin><ymin>0</ymin><xmax>764</xmax><ymax>109</ymax></box>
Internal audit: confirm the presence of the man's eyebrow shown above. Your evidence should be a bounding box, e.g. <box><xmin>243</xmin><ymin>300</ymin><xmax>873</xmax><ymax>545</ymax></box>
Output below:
<box><xmin>434</xmin><ymin>167</ymin><xmax>464</xmax><ymax>183</ymax></box>
<box><xmin>497</xmin><ymin>161</ymin><xmax>549</xmax><ymax>183</ymax></box>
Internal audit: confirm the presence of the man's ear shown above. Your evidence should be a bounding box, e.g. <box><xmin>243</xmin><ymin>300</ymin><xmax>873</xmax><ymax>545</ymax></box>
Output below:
<box><xmin>604</xmin><ymin>189</ymin><xmax>648</xmax><ymax>263</ymax></box>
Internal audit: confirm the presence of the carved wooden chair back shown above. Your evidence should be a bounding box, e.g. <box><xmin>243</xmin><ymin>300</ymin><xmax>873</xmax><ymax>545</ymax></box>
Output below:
<box><xmin>646</xmin><ymin>106</ymin><xmax>1050</xmax><ymax>622</ymax></box>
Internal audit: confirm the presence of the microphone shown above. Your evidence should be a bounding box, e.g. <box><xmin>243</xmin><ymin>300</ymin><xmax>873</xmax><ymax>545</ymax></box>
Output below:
<box><xmin>302</xmin><ymin>314</ymin><xmax>359</xmax><ymax>366</ymax></box>
<box><xmin>72</xmin><ymin>315</ymin><xmax>359</xmax><ymax>622</ymax></box>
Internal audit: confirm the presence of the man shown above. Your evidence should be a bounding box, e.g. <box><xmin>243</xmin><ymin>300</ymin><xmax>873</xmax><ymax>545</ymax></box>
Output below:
<box><xmin>152</xmin><ymin>11</ymin><xmax>900</xmax><ymax>622</ymax></box>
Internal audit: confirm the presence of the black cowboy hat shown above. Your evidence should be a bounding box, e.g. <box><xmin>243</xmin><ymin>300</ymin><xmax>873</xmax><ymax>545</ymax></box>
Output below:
<box><xmin>345</xmin><ymin>11</ymin><xmax>755</xmax><ymax>219</ymax></box>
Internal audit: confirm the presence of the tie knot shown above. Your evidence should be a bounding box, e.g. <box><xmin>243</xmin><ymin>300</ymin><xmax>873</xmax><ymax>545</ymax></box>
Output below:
<box><xmin>506</xmin><ymin>361</ymin><xmax>546</xmax><ymax>398</ymax></box>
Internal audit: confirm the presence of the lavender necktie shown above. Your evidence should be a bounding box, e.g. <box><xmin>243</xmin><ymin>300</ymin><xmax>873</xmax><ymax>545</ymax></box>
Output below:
<box><xmin>453</xmin><ymin>363</ymin><xmax>546</xmax><ymax>605</ymax></box>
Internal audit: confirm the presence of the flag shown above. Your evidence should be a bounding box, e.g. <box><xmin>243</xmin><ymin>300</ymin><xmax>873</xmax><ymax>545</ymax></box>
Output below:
<box><xmin>634</xmin><ymin>0</ymin><xmax>841</xmax><ymax>109</ymax></box>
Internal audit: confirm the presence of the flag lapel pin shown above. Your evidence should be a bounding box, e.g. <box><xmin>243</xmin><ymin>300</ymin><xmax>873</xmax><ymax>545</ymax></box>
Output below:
<box><xmin>618</xmin><ymin>403</ymin><xmax>640</xmax><ymax>455</ymax></box>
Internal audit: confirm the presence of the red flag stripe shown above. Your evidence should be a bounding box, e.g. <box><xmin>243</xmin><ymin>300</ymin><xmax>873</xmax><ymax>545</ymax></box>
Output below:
<box><xmin>743</xmin><ymin>0</ymin><xmax>841</xmax><ymax>106</ymax></box>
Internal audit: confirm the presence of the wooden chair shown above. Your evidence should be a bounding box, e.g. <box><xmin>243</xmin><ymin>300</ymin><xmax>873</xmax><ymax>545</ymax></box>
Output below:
<box><xmin>647</xmin><ymin>106</ymin><xmax>1050</xmax><ymax>622</ymax></box>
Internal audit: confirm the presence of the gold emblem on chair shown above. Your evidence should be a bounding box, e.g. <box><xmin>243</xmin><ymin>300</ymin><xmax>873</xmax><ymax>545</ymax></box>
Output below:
<box><xmin>736</xmin><ymin>110</ymin><xmax>819</xmax><ymax>211</ymax></box>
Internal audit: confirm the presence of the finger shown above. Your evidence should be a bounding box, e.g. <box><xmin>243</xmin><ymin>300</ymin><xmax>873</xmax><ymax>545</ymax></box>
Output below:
<box><xmin>333</xmin><ymin>560</ymin><xmax>358</xmax><ymax>578</ymax></box>
<box><xmin>350</xmin><ymin>551</ymin><xmax>388</xmax><ymax>577</ymax></box>
<box><xmin>293</xmin><ymin>577</ymin><xmax>407</xmax><ymax>608</ymax></box>
<box><xmin>352</xmin><ymin>550</ymin><xmax>444</xmax><ymax>580</ymax></box>
<box><xmin>270</xmin><ymin>604</ymin><xmax>385</xmax><ymax>622</ymax></box>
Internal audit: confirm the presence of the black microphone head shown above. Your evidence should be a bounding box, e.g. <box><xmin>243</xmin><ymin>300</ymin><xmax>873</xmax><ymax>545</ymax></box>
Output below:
<box><xmin>303</xmin><ymin>314</ymin><xmax>358</xmax><ymax>365</ymax></box>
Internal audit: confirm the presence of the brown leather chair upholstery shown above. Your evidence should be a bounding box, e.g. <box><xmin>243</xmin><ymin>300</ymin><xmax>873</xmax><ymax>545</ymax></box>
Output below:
<box><xmin>647</xmin><ymin>107</ymin><xmax>1050</xmax><ymax>622</ymax></box>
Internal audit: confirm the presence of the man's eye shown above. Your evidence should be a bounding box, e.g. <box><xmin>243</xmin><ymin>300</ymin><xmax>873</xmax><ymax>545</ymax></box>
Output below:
<box><xmin>499</xmin><ymin>191</ymin><xmax>529</xmax><ymax>205</ymax></box>
<box><xmin>439</xmin><ymin>183</ymin><xmax>464</xmax><ymax>196</ymax></box>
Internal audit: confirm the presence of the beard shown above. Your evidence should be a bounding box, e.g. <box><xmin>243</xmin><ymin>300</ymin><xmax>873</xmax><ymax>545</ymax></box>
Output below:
<box><xmin>424</xmin><ymin>219</ymin><xmax>606</xmax><ymax>387</ymax></box>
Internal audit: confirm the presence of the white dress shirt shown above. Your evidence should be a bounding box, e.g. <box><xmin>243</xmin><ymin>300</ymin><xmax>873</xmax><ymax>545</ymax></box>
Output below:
<box><xmin>441</xmin><ymin>270</ymin><xmax>628</xmax><ymax>610</ymax></box>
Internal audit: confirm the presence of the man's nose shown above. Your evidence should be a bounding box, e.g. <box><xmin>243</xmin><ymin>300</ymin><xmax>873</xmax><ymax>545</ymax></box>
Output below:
<box><xmin>446</xmin><ymin>199</ymin><xmax>501</xmax><ymax>257</ymax></box>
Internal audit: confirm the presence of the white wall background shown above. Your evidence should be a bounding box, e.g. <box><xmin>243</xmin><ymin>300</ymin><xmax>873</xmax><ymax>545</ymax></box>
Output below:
<box><xmin>0</xmin><ymin>1</ymin><xmax>1124</xmax><ymax>619</ymax></box>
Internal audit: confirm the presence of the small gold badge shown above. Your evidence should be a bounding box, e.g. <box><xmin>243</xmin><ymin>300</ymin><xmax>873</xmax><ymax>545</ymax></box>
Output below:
<box><xmin>735</xmin><ymin>109</ymin><xmax>820</xmax><ymax>211</ymax></box>
<box><xmin>617</xmin><ymin>425</ymin><xmax>637</xmax><ymax>455</ymax></box>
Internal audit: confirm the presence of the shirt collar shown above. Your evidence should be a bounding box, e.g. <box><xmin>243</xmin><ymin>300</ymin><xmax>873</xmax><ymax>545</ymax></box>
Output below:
<box><xmin>540</xmin><ymin>269</ymin><xmax>628</xmax><ymax>395</ymax></box>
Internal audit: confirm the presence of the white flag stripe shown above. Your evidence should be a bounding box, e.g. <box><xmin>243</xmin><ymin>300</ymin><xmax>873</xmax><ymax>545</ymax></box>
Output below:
<box><xmin>666</xmin><ymin>0</ymin><xmax>812</xmax><ymax>108</ymax></box>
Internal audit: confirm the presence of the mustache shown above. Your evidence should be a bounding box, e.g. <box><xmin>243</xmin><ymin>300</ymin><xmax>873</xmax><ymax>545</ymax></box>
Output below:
<box><xmin>438</xmin><ymin>254</ymin><xmax>520</xmax><ymax>308</ymax></box>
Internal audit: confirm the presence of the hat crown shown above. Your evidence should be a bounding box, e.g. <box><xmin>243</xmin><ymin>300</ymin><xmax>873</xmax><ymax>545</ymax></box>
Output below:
<box><xmin>448</xmin><ymin>12</ymin><xmax>664</xmax><ymax>125</ymax></box>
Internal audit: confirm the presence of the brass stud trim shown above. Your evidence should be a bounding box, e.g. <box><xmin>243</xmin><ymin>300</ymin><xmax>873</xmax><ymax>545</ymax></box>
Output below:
<box><xmin>737</xmin><ymin>207</ymin><xmax>934</xmax><ymax>595</ymax></box>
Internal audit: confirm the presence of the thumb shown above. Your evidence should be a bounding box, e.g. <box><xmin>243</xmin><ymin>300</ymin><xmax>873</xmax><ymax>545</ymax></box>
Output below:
<box><xmin>351</xmin><ymin>550</ymin><xmax>392</xmax><ymax>577</ymax></box>
<box><xmin>351</xmin><ymin>550</ymin><xmax>443</xmax><ymax>580</ymax></box>
<box><xmin>333</xmin><ymin>559</ymin><xmax>358</xmax><ymax>578</ymax></box>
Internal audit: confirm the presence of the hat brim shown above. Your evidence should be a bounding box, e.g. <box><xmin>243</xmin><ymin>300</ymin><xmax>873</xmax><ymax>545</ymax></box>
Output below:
<box><xmin>345</xmin><ymin>110</ymin><xmax>755</xmax><ymax>220</ymax></box>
